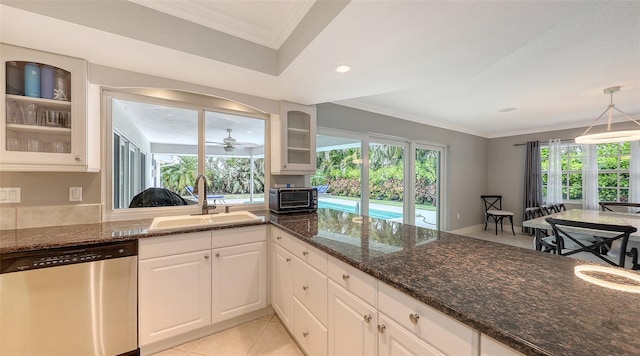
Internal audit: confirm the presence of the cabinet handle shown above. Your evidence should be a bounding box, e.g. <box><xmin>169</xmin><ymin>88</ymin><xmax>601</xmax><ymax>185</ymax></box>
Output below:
<box><xmin>277</xmin><ymin>236</ymin><xmax>282</xmax><ymax>240</ymax></box>
<box><xmin>75</xmin><ymin>156</ymin><xmax>81</xmax><ymax>161</ymax></box>
<box><xmin>205</xmin><ymin>255</ymin><xmax>210</xmax><ymax>259</ymax></box>
<box><xmin>303</xmin><ymin>250</ymin><xmax>309</xmax><ymax>256</ymax></box>
<box><xmin>342</xmin><ymin>274</ymin><xmax>350</xmax><ymax>281</ymax></box>
<box><xmin>286</xmin><ymin>257</ymin><xmax>291</xmax><ymax>262</ymax></box>
<box><xmin>302</xmin><ymin>285</ymin><xmax>308</xmax><ymax>291</ymax></box>
<box><xmin>216</xmin><ymin>253</ymin><xmax>220</xmax><ymax>257</ymax></box>
<box><xmin>377</xmin><ymin>324</ymin><xmax>386</xmax><ymax>333</ymax></box>
<box><xmin>409</xmin><ymin>313</ymin><xmax>420</xmax><ymax>324</ymax></box>
<box><xmin>363</xmin><ymin>315</ymin><xmax>372</xmax><ymax>323</ymax></box>
<box><xmin>302</xmin><ymin>331</ymin><xmax>308</xmax><ymax>338</ymax></box>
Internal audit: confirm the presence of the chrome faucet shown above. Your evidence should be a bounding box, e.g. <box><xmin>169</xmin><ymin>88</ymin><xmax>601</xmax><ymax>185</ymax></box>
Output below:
<box><xmin>194</xmin><ymin>174</ymin><xmax>215</xmax><ymax>214</ymax></box>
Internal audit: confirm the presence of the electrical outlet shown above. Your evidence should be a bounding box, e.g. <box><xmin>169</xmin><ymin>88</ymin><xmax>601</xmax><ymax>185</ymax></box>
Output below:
<box><xmin>0</xmin><ymin>187</ymin><xmax>21</xmax><ymax>203</ymax></box>
<box><xmin>69</xmin><ymin>187</ymin><xmax>83</xmax><ymax>202</ymax></box>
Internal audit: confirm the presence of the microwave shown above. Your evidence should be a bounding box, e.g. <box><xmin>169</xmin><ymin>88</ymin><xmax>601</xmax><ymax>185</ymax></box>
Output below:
<box><xmin>269</xmin><ymin>187</ymin><xmax>318</xmax><ymax>213</ymax></box>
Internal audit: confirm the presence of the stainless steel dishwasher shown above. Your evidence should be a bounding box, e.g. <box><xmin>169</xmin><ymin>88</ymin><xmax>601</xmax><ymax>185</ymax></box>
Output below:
<box><xmin>0</xmin><ymin>240</ymin><xmax>138</xmax><ymax>356</ymax></box>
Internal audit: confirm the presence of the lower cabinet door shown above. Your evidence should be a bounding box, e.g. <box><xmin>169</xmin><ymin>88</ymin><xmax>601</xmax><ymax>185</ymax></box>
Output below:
<box><xmin>378</xmin><ymin>313</ymin><xmax>444</xmax><ymax>356</ymax></box>
<box><xmin>293</xmin><ymin>297</ymin><xmax>328</xmax><ymax>356</ymax></box>
<box><xmin>272</xmin><ymin>242</ymin><xmax>293</xmax><ymax>330</ymax></box>
<box><xmin>327</xmin><ymin>280</ymin><xmax>377</xmax><ymax>356</ymax></box>
<box><xmin>212</xmin><ymin>241</ymin><xmax>267</xmax><ymax>323</ymax></box>
<box><xmin>139</xmin><ymin>250</ymin><xmax>212</xmax><ymax>346</ymax></box>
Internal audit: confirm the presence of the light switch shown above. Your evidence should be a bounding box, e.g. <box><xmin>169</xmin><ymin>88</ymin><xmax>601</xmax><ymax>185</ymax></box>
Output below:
<box><xmin>0</xmin><ymin>187</ymin><xmax>21</xmax><ymax>203</ymax></box>
<box><xmin>69</xmin><ymin>187</ymin><xmax>83</xmax><ymax>202</ymax></box>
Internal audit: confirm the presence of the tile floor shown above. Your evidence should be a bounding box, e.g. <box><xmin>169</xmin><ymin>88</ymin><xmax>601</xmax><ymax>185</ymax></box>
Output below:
<box><xmin>152</xmin><ymin>229</ymin><xmax>533</xmax><ymax>356</ymax></box>
<box><xmin>152</xmin><ymin>312</ymin><xmax>303</xmax><ymax>356</ymax></box>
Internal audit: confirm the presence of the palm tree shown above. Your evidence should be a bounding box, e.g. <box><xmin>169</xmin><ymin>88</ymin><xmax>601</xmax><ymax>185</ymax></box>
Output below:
<box><xmin>160</xmin><ymin>155</ymin><xmax>198</xmax><ymax>194</ymax></box>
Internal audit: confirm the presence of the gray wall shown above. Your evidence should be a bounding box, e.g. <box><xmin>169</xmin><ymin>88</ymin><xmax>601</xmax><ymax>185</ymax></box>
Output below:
<box><xmin>317</xmin><ymin>103</ymin><xmax>489</xmax><ymax>231</ymax></box>
<box><xmin>488</xmin><ymin>121</ymin><xmax>639</xmax><ymax>227</ymax></box>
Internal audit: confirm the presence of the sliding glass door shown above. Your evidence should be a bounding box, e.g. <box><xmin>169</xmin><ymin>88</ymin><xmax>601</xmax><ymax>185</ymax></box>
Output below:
<box><xmin>368</xmin><ymin>140</ymin><xmax>406</xmax><ymax>222</ymax></box>
<box><xmin>315</xmin><ymin>129</ymin><xmax>445</xmax><ymax>229</ymax></box>
<box><xmin>413</xmin><ymin>144</ymin><xmax>442</xmax><ymax>229</ymax></box>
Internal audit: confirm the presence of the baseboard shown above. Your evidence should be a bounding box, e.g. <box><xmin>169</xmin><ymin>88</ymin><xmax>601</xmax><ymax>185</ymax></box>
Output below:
<box><xmin>448</xmin><ymin>224</ymin><xmax>484</xmax><ymax>235</ymax></box>
<box><xmin>140</xmin><ymin>306</ymin><xmax>274</xmax><ymax>356</ymax></box>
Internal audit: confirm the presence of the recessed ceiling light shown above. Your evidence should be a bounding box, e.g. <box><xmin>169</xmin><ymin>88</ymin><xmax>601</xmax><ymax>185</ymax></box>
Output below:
<box><xmin>498</xmin><ymin>107</ymin><xmax>517</xmax><ymax>112</ymax></box>
<box><xmin>335</xmin><ymin>65</ymin><xmax>351</xmax><ymax>73</ymax></box>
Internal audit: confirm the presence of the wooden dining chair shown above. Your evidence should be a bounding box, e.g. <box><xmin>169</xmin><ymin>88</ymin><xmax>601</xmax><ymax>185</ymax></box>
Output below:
<box><xmin>545</xmin><ymin>218</ymin><xmax>637</xmax><ymax>268</ymax></box>
<box><xmin>481</xmin><ymin>195</ymin><xmax>515</xmax><ymax>235</ymax></box>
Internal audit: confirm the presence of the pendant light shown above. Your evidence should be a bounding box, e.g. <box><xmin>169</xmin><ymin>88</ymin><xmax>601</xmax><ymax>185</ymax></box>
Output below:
<box><xmin>575</xmin><ymin>86</ymin><xmax>640</xmax><ymax>144</ymax></box>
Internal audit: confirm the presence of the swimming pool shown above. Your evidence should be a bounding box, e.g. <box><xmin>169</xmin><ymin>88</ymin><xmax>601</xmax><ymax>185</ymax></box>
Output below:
<box><xmin>318</xmin><ymin>200</ymin><xmax>402</xmax><ymax>220</ymax></box>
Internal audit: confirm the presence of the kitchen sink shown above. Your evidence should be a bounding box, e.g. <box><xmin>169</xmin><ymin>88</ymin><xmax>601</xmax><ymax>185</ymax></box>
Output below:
<box><xmin>148</xmin><ymin>211</ymin><xmax>261</xmax><ymax>232</ymax></box>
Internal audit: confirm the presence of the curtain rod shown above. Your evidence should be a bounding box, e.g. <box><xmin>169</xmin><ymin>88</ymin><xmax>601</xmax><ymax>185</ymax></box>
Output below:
<box><xmin>513</xmin><ymin>138</ymin><xmax>575</xmax><ymax>147</ymax></box>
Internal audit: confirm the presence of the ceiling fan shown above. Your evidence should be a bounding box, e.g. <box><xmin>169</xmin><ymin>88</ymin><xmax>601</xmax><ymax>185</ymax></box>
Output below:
<box><xmin>206</xmin><ymin>128</ymin><xmax>258</xmax><ymax>152</ymax></box>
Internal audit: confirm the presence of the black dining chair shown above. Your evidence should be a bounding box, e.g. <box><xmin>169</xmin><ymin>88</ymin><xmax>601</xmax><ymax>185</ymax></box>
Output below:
<box><xmin>545</xmin><ymin>218</ymin><xmax>637</xmax><ymax>268</ymax></box>
<box><xmin>481</xmin><ymin>195</ymin><xmax>515</xmax><ymax>235</ymax></box>
<box><xmin>524</xmin><ymin>207</ymin><xmax>556</xmax><ymax>253</ymax></box>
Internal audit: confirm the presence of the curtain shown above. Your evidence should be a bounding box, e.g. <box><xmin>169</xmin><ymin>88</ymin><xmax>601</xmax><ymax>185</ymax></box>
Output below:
<box><xmin>630</xmin><ymin>141</ymin><xmax>640</xmax><ymax>212</ymax></box>
<box><xmin>582</xmin><ymin>144</ymin><xmax>598</xmax><ymax>210</ymax></box>
<box><xmin>547</xmin><ymin>139</ymin><xmax>563</xmax><ymax>205</ymax></box>
<box><xmin>522</xmin><ymin>141</ymin><xmax>542</xmax><ymax>234</ymax></box>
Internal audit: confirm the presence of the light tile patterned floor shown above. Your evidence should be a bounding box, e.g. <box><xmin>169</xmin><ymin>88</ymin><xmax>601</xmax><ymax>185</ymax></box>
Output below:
<box><xmin>152</xmin><ymin>313</ymin><xmax>303</xmax><ymax>356</ymax></box>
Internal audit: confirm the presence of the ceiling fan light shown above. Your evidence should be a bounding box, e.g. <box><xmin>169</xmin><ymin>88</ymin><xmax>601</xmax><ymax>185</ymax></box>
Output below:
<box><xmin>223</xmin><ymin>145</ymin><xmax>235</xmax><ymax>152</ymax></box>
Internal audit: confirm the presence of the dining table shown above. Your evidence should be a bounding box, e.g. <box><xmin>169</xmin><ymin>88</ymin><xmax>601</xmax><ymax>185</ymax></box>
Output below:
<box><xmin>523</xmin><ymin>208</ymin><xmax>640</xmax><ymax>251</ymax></box>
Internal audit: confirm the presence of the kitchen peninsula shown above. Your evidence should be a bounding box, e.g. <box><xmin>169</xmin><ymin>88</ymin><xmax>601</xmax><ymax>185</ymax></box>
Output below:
<box><xmin>1</xmin><ymin>208</ymin><xmax>639</xmax><ymax>355</ymax></box>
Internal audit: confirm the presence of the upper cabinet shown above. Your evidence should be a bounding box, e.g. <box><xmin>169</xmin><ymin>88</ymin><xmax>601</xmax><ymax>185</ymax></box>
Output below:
<box><xmin>1</xmin><ymin>44</ymin><xmax>99</xmax><ymax>172</ymax></box>
<box><xmin>271</xmin><ymin>101</ymin><xmax>317</xmax><ymax>175</ymax></box>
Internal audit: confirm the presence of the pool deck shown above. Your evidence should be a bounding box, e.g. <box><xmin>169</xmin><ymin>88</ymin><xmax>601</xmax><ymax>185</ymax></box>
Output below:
<box><xmin>318</xmin><ymin>196</ymin><xmax>436</xmax><ymax>228</ymax></box>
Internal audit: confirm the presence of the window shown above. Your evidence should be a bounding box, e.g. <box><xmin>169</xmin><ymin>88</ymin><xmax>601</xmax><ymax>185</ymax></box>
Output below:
<box><xmin>106</xmin><ymin>89</ymin><xmax>267</xmax><ymax>213</ymax></box>
<box><xmin>541</xmin><ymin>142</ymin><xmax>631</xmax><ymax>202</ymax></box>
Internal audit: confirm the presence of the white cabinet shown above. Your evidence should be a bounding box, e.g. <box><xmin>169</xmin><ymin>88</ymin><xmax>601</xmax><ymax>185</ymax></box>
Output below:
<box><xmin>212</xmin><ymin>240</ymin><xmax>267</xmax><ymax>323</ymax></box>
<box><xmin>328</xmin><ymin>280</ymin><xmax>377</xmax><ymax>356</ymax></box>
<box><xmin>378</xmin><ymin>282</ymin><xmax>479</xmax><ymax>356</ymax></box>
<box><xmin>1</xmin><ymin>43</ymin><xmax>98</xmax><ymax>172</ymax></box>
<box><xmin>481</xmin><ymin>334</ymin><xmax>524</xmax><ymax>356</ymax></box>
<box><xmin>271</xmin><ymin>101</ymin><xmax>317</xmax><ymax>174</ymax></box>
<box><xmin>293</xmin><ymin>255</ymin><xmax>328</xmax><ymax>325</ymax></box>
<box><xmin>139</xmin><ymin>226</ymin><xmax>267</xmax><ymax>347</ymax></box>
<box><xmin>139</xmin><ymin>249</ymin><xmax>212</xmax><ymax>345</ymax></box>
<box><xmin>294</xmin><ymin>297</ymin><xmax>328</xmax><ymax>356</ymax></box>
<box><xmin>378</xmin><ymin>313</ymin><xmax>443</xmax><ymax>356</ymax></box>
<box><xmin>271</xmin><ymin>241</ymin><xmax>294</xmax><ymax>330</ymax></box>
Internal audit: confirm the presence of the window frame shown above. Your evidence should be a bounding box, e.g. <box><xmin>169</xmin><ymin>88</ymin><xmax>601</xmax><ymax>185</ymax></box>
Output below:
<box><xmin>102</xmin><ymin>88</ymin><xmax>270</xmax><ymax>221</ymax></box>
<box><xmin>541</xmin><ymin>142</ymin><xmax>632</xmax><ymax>204</ymax></box>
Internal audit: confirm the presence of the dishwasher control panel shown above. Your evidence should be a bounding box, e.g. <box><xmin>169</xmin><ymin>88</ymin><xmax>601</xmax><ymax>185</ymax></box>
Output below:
<box><xmin>0</xmin><ymin>240</ymin><xmax>138</xmax><ymax>274</ymax></box>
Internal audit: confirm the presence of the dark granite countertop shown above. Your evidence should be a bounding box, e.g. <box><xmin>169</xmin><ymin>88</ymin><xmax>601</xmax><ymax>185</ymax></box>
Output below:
<box><xmin>270</xmin><ymin>209</ymin><xmax>640</xmax><ymax>356</ymax></box>
<box><xmin>2</xmin><ymin>208</ymin><xmax>639</xmax><ymax>355</ymax></box>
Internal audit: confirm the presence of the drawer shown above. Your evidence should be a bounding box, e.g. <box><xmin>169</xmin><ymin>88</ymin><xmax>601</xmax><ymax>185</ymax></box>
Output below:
<box><xmin>293</xmin><ymin>297</ymin><xmax>328</xmax><ymax>356</ymax></box>
<box><xmin>328</xmin><ymin>255</ymin><xmax>377</xmax><ymax>307</ymax></box>
<box><xmin>139</xmin><ymin>231</ymin><xmax>211</xmax><ymax>260</ymax></box>
<box><xmin>293</xmin><ymin>255</ymin><xmax>328</xmax><ymax>325</ymax></box>
<box><xmin>291</xmin><ymin>236</ymin><xmax>327</xmax><ymax>274</ymax></box>
<box><xmin>212</xmin><ymin>225</ymin><xmax>266</xmax><ymax>248</ymax></box>
<box><xmin>378</xmin><ymin>282</ymin><xmax>479</xmax><ymax>356</ymax></box>
<box><xmin>271</xmin><ymin>226</ymin><xmax>292</xmax><ymax>251</ymax></box>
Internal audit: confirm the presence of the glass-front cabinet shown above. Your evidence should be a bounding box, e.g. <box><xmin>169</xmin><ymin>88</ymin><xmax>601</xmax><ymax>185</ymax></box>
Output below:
<box><xmin>271</xmin><ymin>101</ymin><xmax>317</xmax><ymax>174</ymax></box>
<box><xmin>1</xmin><ymin>43</ymin><xmax>96</xmax><ymax>171</ymax></box>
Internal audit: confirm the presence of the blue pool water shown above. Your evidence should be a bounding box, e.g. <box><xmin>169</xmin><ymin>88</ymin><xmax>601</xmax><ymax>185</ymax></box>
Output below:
<box><xmin>318</xmin><ymin>200</ymin><xmax>402</xmax><ymax>220</ymax></box>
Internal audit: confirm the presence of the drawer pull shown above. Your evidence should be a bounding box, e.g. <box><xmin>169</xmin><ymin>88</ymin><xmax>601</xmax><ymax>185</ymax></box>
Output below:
<box><xmin>215</xmin><ymin>253</ymin><xmax>220</xmax><ymax>258</ymax></box>
<box><xmin>303</xmin><ymin>250</ymin><xmax>309</xmax><ymax>256</ymax></box>
<box><xmin>303</xmin><ymin>285</ymin><xmax>309</xmax><ymax>291</ymax></box>
<box><xmin>277</xmin><ymin>236</ymin><xmax>282</xmax><ymax>240</ymax></box>
<box><xmin>342</xmin><ymin>274</ymin><xmax>350</xmax><ymax>281</ymax></box>
<box><xmin>205</xmin><ymin>255</ymin><xmax>210</xmax><ymax>259</ymax></box>
<box><xmin>286</xmin><ymin>257</ymin><xmax>291</xmax><ymax>262</ymax></box>
<box><xmin>377</xmin><ymin>324</ymin><xmax>386</xmax><ymax>333</ymax></box>
<box><xmin>409</xmin><ymin>313</ymin><xmax>420</xmax><ymax>324</ymax></box>
<box><xmin>363</xmin><ymin>314</ymin><xmax>372</xmax><ymax>323</ymax></box>
<box><xmin>303</xmin><ymin>331</ymin><xmax>309</xmax><ymax>338</ymax></box>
